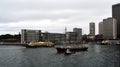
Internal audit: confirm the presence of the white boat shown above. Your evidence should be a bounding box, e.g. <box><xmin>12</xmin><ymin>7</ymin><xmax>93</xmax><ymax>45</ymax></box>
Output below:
<box><xmin>101</xmin><ymin>40</ymin><xmax>111</xmax><ymax>45</ymax></box>
<box><xmin>116</xmin><ymin>41</ymin><xmax>120</xmax><ymax>45</ymax></box>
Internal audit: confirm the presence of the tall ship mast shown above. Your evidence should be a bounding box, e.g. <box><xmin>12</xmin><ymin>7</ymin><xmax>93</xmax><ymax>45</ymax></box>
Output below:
<box><xmin>55</xmin><ymin>27</ymin><xmax>67</xmax><ymax>53</ymax></box>
<box><xmin>64</xmin><ymin>27</ymin><xmax>67</xmax><ymax>48</ymax></box>
<box><xmin>55</xmin><ymin>27</ymin><xmax>88</xmax><ymax>53</ymax></box>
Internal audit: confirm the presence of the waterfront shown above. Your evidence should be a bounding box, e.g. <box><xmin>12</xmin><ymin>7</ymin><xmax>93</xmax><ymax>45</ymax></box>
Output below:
<box><xmin>0</xmin><ymin>44</ymin><xmax>120</xmax><ymax>67</ymax></box>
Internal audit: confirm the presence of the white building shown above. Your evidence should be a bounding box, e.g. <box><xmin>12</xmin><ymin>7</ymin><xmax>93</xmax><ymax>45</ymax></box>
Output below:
<box><xmin>21</xmin><ymin>29</ymin><xmax>41</xmax><ymax>43</ymax></box>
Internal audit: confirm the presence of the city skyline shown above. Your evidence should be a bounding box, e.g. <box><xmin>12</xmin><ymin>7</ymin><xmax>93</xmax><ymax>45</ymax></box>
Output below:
<box><xmin>0</xmin><ymin>0</ymin><xmax>119</xmax><ymax>35</ymax></box>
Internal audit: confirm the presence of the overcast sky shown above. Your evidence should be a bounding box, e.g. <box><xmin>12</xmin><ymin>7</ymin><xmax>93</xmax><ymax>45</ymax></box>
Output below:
<box><xmin>0</xmin><ymin>0</ymin><xmax>119</xmax><ymax>35</ymax></box>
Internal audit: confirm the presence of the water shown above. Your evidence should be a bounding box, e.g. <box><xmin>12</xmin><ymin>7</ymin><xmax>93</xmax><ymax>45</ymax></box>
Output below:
<box><xmin>0</xmin><ymin>44</ymin><xmax>120</xmax><ymax>67</ymax></box>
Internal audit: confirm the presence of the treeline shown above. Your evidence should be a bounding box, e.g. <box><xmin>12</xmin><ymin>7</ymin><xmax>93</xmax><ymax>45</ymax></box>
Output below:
<box><xmin>0</xmin><ymin>34</ymin><xmax>21</xmax><ymax>42</ymax></box>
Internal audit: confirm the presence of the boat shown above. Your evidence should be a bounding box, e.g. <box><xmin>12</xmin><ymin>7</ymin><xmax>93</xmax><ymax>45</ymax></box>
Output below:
<box><xmin>101</xmin><ymin>40</ymin><xmax>111</xmax><ymax>45</ymax></box>
<box><xmin>56</xmin><ymin>46</ymin><xmax>88</xmax><ymax>53</ymax></box>
<box><xmin>69</xmin><ymin>46</ymin><xmax>88</xmax><ymax>52</ymax></box>
<box><xmin>25</xmin><ymin>41</ymin><xmax>54</xmax><ymax>48</ymax></box>
<box><xmin>55</xmin><ymin>27</ymin><xmax>88</xmax><ymax>53</ymax></box>
<box><xmin>55</xmin><ymin>47</ymin><xmax>67</xmax><ymax>53</ymax></box>
<box><xmin>65</xmin><ymin>48</ymin><xmax>73</xmax><ymax>55</ymax></box>
<box><xmin>116</xmin><ymin>41</ymin><xmax>120</xmax><ymax>45</ymax></box>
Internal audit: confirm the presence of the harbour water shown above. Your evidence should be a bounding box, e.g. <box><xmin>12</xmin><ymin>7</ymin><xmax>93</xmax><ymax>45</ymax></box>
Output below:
<box><xmin>0</xmin><ymin>44</ymin><xmax>120</xmax><ymax>67</ymax></box>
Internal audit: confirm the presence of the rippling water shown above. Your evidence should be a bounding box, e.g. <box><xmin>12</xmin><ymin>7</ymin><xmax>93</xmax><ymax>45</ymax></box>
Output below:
<box><xmin>0</xmin><ymin>44</ymin><xmax>120</xmax><ymax>67</ymax></box>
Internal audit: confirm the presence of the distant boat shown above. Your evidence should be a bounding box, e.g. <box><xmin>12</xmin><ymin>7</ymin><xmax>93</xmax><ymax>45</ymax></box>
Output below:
<box><xmin>101</xmin><ymin>40</ymin><xmax>111</xmax><ymax>45</ymax></box>
<box><xmin>55</xmin><ymin>27</ymin><xmax>88</xmax><ymax>53</ymax></box>
<box><xmin>55</xmin><ymin>47</ymin><xmax>67</xmax><ymax>53</ymax></box>
<box><xmin>116</xmin><ymin>41</ymin><xmax>120</xmax><ymax>45</ymax></box>
<box><xmin>56</xmin><ymin>46</ymin><xmax>88</xmax><ymax>53</ymax></box>
<box><xmin>55</xmin><ymin>27</ymin><xmax>68</xmax><ymax>53</ymax></box>
<box><xmin>69</xmin><ymin>46</ymin><xmax>88</xmax><ymax>52</ymax></box>
<box><xmin>65</xmin><ymin>48</ymin><xmax>73</xmax><ymax>55</ymax></box>
<box><xmin>25</xmin><ymin>41</ymin><xmax>54</xmax><ymax>48</ymax></box>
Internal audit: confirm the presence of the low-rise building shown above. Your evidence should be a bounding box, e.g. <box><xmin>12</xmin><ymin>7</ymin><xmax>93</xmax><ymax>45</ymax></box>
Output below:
<box><xmin>42</xmin><ymin>32</ymin><xmax>64</xmax><ymax>44</ymax></box>
<box><xmin>21</xmin><ymin>29</ymin><xmax>41</xmax><ymax>43</ymax></box>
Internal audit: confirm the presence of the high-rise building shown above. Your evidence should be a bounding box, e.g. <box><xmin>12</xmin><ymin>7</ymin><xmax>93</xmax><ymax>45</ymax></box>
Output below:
<box><xmin>102</xmin><ymin>17</ymin><xmax>117</xmax><ymax>39</ymax></box>
<box><xmin>112</xmin><ymin>3</ymin><xmax>120</xmax><ymax>38</ymax></box>
<box><xmin>21</xmin><ymin>29</ymin><xmax>41</xmax><ymax>43</ymax></box>
<box><xmin>73</xmin><ymin>28</ymin><xmax>82</xmax><ymax>43</ymax></box>
<box><xmin>66</xmin><ymin>32</ymin><xmax>76</xmax><ymax>44</ymax></box>
<box><xmin>89</xmin><ymin>22</ymin><xmax>95</xmax><ymax>35</ymax></box>
<box><xmin>99</xmin><ymin>22</ymin><xmax>103</xmax><ymax>35</ymax></box>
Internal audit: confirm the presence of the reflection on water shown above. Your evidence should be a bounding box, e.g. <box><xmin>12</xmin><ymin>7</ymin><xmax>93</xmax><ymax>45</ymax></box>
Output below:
<box><xmin>0</xmin><ymin>45</ymin><xmax>120</xmax><ymax>67</ymax></box>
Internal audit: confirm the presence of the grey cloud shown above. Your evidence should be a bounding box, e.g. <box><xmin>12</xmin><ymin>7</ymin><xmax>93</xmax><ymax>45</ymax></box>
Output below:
<box><xmin>0</xmin><ymin>10</ymin><xmax>80</xmax><ymax>22</ymax></box>
<box><xmin>0</xmin><ymin>0</ymin><xmax>116</xmax><ymax>23</ymax></box>
<box><xmin>0</xmin><ymin>0</ymin><xmax>111</xmax><ymax>11</ymax></box>
<box><xmin>0</xmin><ymin>0</ymin><xmax>118</xmax><ymax>34</ymax></box>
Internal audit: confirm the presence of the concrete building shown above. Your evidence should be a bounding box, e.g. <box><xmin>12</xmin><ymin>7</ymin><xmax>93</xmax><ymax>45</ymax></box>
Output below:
<box><xmin>102</xmin><ymin>18</ymin><xmax>117</xmax><ymax>39</ymax></box>
<box><xmin>42</xmin><ymin>28</ymin><xmax>82</xmax><ymax>44</ymax></box>
<box><xmin>73</xmin><ymin>28</ymin><xmax>82</xmax><ymax>43</ymax></box>
<box><xmin>66</xmin><ymin>32</ymin><xmax>77</xmax><ymax>44</ymax></box>
<box><xmin>21</xmin><ymin>29</ymin><xmax>41</xmax><ymax>43</ymax></box>
<box><xmin>99</xmin><ymin>22</ymin><xmax>104</xmax><ymax>35</ymax></box>
<box><xmin>42</xmin><ymin>32</ymin><xmax>64</xmax><ymax>44</ymax></box>
<box><xmin>112</xmin><ymin>3</ymin><xmax>120</xmax><ymax>38</ymax></box>
<box><xmin>89</xmin><ymin>22</ymin><xmax>95</xmax><ymax>35</ymax></box>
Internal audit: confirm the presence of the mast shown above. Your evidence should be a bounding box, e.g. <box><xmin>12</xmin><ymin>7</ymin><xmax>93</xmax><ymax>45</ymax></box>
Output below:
<box><xmin>64</xmin><ymin>27</ymin><xmax>67</xmax><ymax>48</ymax></box>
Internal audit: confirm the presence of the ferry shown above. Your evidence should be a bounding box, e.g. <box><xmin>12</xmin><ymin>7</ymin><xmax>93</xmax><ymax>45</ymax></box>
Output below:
<box><xmin>25</xmin><ymin>41</ymin><xmax>54</xmax><ymax>48</ymax></box>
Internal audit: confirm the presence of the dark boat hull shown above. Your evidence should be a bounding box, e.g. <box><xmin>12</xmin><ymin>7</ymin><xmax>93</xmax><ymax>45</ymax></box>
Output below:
<box><xmin>69</xmin><ymin>47</ymin><xmax>88</xmax><ymax>52</ymax></box>
<box><xmin>55</xmin><ymin>47</ymin><xmax>88</xmax><ymax>53</ymax></box>
<box><xmin>65</xmin><ymin>52</ymin><xmax>73</xmax><ymax>55</ymax></box>
<box><xmin>56</xmin><ymin>47</ymin><xmax>67</xmax><ymax>53</ymax></box>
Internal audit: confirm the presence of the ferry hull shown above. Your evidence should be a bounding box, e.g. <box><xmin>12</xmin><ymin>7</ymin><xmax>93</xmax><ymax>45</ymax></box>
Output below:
<box><xmin>25</xmin><ymin>45</ymin><xmax>54</xmax><ymax>48</ymax></box>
